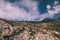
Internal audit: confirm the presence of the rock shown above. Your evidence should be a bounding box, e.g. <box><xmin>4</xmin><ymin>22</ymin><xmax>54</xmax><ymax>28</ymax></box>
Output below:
<box><xmin>0</xmin><ymin>18</ymin><xmax>60</xmax><ymax>40</ymax></box>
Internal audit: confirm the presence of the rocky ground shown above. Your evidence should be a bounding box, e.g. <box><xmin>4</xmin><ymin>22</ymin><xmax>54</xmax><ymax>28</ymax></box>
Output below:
<box><xmin>0</xmin><ymin>18</ymin><xmax>60</xmax><ymax>40</ymax></box>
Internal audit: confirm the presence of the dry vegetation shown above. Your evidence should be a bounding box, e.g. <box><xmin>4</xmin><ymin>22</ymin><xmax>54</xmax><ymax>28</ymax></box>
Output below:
<box><xmin>0</xmin><ymin>18</ymin><xmax>60</xmax><ymax>40</ymax></box>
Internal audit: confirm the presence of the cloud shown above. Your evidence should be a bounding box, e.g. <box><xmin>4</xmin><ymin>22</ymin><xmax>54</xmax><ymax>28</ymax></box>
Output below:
<box><xmin>47</xmin><ymin>5</ymin><xmax>51</xmax><ymax>9</ymax></box>
<box><xmin>0</xmin><ymin>0</ymin><xmax>60</xmax><ymax>21</ymax></box>
<box><xmin>54</xmin><ymin>1</ymin><xmax>59</xmax><ymax>5</ymax></box>
<box><xmin>0</xmin><ymin>0</ymin><xmax>41</xmax><ymax>21</ymax></box>
<box><xmin>47</xmin><ymin>1</ymin><xmax>60</xmax><ymax>18</ymax></box>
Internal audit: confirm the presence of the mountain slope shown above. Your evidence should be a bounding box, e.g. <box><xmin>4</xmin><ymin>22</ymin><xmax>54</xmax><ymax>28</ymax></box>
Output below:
<box><xmin>0</xmin><ymin>18</ymin><xmax>60</xmax><ymax>40</ymax></box>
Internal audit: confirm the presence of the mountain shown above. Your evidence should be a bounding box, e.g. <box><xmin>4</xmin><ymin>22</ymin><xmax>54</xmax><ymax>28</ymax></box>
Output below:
<box><xmin>0</xmin><ymin>18</ymin><xmax>60</xmax><ymax>40</ymax></box>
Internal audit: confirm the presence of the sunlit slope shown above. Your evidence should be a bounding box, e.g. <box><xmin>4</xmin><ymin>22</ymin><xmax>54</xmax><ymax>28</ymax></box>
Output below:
<box><xmin>0</xmin><ymin>18</ymin><xmax>60</xmax><ymax>40</ymax></box>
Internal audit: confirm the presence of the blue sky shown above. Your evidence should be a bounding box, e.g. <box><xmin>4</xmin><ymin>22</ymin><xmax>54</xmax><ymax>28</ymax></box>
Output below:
<box><xmin>0</xmin><ymin>0</ymin><xmax>60</xmax><ymax>21</ymax></box>
<box><xmin>38</xmin><ymin>0</ymin><xmax>54</xmax><ymax>13</ymax></box>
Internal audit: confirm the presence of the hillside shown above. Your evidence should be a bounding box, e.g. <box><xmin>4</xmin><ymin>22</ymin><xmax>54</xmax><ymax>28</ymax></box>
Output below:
<box><xmin>0</xmin><ymin>18</ymin><xmax>60</xmax><ymax>40</ymax></box>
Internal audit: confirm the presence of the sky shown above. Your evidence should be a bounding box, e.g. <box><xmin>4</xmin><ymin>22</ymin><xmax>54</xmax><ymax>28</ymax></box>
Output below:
<box><xmin>0</xmin><ymin>0</ymin><xmax>60</xmax><ymax>21</ymax></box>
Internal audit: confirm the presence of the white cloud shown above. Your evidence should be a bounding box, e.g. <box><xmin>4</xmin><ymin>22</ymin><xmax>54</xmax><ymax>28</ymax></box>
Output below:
<box><xmin>47</xmin><ymin>1</ymin><xmax>60</xmax><ymax>18</ymax></box>
<box><xmin>0</xmin><ymin>0</ymin><xmax>41</xmax><ymax>21</ymax></box>
<box><xmin>54</xmin><ymin>1</ymin><xmax>59</xmax><ymax>5</ymax></box>
<box><xmin>0</xmin><ymin>0</ymin><xmax>60</xmax><ymax>21</ymax></box>
<box><xmin>47</xmin><ymin>5</ymin><xmax>51</xmax><ymax>9</ymax></box>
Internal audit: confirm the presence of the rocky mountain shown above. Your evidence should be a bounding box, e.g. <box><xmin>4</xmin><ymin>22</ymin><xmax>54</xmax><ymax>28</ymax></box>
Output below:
<box><xmin>0</xmin><ymin>18</ymin><xmax>60</xmax><ymax>40</ymax></box>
